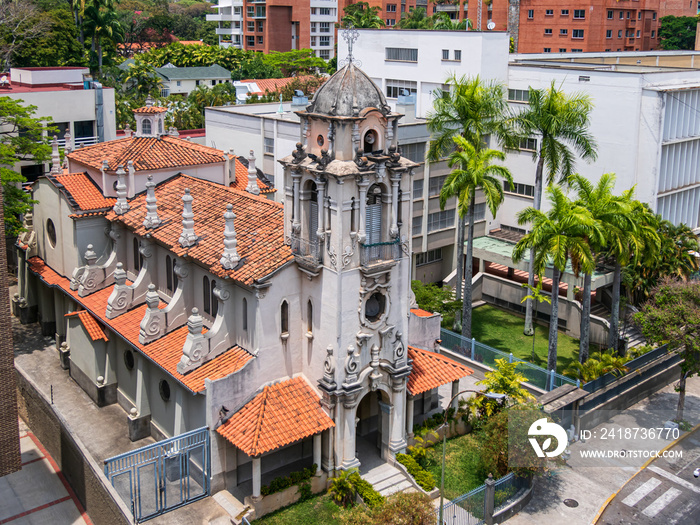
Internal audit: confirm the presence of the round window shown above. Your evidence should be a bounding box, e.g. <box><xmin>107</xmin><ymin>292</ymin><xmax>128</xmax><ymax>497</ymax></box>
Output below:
<box><xmin>365</xmin><ymin>292</ymin><xmax>386</xmax><ymax>322</ymax></box>
<box><xmin>317</xmin><ymin>134</ymin><xmax>325</xmax><ymax>146</ymax></box>
<box><xmin>159</xmin><ymin>379</ymin><xmax>171</xmax><ymax>402</ymax></box>
<box><xmin>46</xmin><ymin>219</ymin><xmax>56</xmax><ymax>248</ymax></box>
<box><xmin>124</xmin><ymin>349</ymin><xmax>135</xmax><ymax>371</ymax></box>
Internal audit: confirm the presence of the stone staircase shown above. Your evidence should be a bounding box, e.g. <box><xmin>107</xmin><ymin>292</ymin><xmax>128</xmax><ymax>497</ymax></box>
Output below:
<box><xmin>590</xmin><ymin>302</ymin><xmax>646</xmax><ymax>350</ymax></box>
<box><xmin>361</xmin><ymin>463</ymin><xmax>415</xmax><ymax>497</ymax></box>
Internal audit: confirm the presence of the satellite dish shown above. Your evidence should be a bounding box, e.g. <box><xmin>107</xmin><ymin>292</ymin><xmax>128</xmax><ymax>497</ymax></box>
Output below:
<box><xmin>487</xmin><ymin>21</ymin><xmax>495</xmax><ymax>30</ymax></box>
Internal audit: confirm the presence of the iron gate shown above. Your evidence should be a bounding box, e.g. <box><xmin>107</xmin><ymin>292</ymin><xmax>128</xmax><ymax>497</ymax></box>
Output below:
<box><xmin>104</xmin><ymin>427</ymin><xmax>210</xmax><ymax>522</ymax></box>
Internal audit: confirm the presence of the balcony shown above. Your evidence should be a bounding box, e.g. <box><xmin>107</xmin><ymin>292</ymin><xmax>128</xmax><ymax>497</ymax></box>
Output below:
<box><xmin>206</xmin><ymin>13</ymin><xmax>235</xmax><ymax>22</ymax></box>
<box><xmin>291</xmin><ymin>234</ymin><xmax>323</xmax><ymax>276</ymax></box>
<box><xmin>360</xmin><ymin>239</ymin><xmax>400</xmax><ymax>273</ymax></box>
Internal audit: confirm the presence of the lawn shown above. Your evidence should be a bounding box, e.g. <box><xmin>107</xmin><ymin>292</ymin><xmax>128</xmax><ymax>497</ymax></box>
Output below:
<box><xmin>252</xmin><ymin>493</ymin><xmax>343</xmax><ymax>524</ymax></box>
<box><xmin>423</xmin><ymin>433</ymin><xmax>484</xmax><ymax>501</ymax></box>
<box><xmin>471</xmin><ymin>305</ymin><xmax>582</xmax><ymax>374</ymax></box>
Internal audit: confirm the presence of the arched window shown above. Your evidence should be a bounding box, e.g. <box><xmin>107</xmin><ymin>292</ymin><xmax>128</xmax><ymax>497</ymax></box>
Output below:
<box><xmin>211</xmin><ymin>280</ymin><xmax>218</xmax><ymax>317</ymax></box>
<box><xmin>307</xmin><ymin>181</ymin><xmax>318</xmax><ymax>240</ymax></box>
<box><xmin>142</xmin><ymin>119</ymin><xmax>152</xmax><ymax>135</ymax></box>
<box><xmin>281</xmin><ymin>300</ymin><xmax>289</xmax><ymax>335</ymax></box>
<box><xmin>397</xmin><ymin>189</ymin><xmax>403</xmax><ymax>228</ymax></box>
<box><xmin>166</xmin><ymin>256</ymin><xmax>173</xmax><ymax>291</ymax></box>
<box><xmin>242</xmin><ymin>297</ymin><xmax>248</xmax><ymax>331</ymax></box>
<box><xmin>363</xmin><ymin>129</ymin><xmax>378</xmax><ymax>154</ymax></box>
<box><xmin>350</xmin><ymin>197</ymin><xmax>356</xmax><ymax>234</ymax></box>
<box><xmin>133</xmin><ymin>238</ymin><xmax>143</xmax><ymax>271</ymax></box>
<box><xmin>203</xmin><ymin>276</ymin><xmax>210</xmax><ymax>314</ymax></box>
<box><xmin>366</xmin><ymin>184</ymin><xmax>383</xmax><ymax>244</ymax></box>
<box><xmin>307</xmin><ymin>300</ymin><xmax>313</xmax><ymax>334</ymax></box>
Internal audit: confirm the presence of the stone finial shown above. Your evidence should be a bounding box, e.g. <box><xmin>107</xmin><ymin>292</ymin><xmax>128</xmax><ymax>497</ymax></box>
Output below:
<box><xmin>178</xmin><ymin>188</ymin><xmax>198</xmax><ymax>247</ymax></box>
<box><xmin>145</xmin><ymin>95</ymin><xmax>155</xmax><ymax>107</ymax></box>
<box><xmin>246</xmin><ymin>150</ymin><xmax>260</xmax><ymax>195</ymax></box>
<box><xmin>142</xmin><ymin>174</ymin><xmax>161</xmax><ymax>229</ymax></box>
<box><xmin>102</xmin><ymin>159</ymin><xmax>109</xmax><ymax>172</ymax></box>
<box><xmin>139</xmin><ymin>284</ymin><xmax>165</xmax><ymax>343</ymax></box>
<box><xmin>123</xmin><ymin>124</ymin><xmax>132</xmax><ymax>138</ymax></box>
<box><xmin>84</xmin><ymin>244</ymin><xmax>97</xmax><ymax>266</ymax></box>
<box><xmin>177</xmin><ymin>308</ymin><xmax>206</xmax><ymax>374</ymax></box>
<box><xmin>112</xmin><ymin>166</ymin><xmax>130</xmax><ymax>215</ymax></box>
<box><xmin>113</xmin><ymin>262</ymin><xmax>127</xmax><ymax>286</ymax></box>
<box><xmin>220</xmin><ymin>204</ymin><xmax>240</xmax><ymax>270</ymax></box>
<box><xmin>50</xmin><ymin>136</ymin><xmax>62</xmax><ymax>175</ymax></box>
<box><xmin>63</xmin><ymin>131</ymin><xmax>72</xmax><ymax>169</ymax></box>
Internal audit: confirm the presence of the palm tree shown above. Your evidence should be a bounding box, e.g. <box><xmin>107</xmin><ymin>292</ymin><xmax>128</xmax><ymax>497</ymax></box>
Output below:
<box><xmin>514</xmin><ymin>82</ymin><xmax>597</xmax><ymax>336</ymax></box>
<box><xmin>84</xmin><ymin>0</ymin><xmax>124</xmax><ymax>74</ymax></box>
<box><xmin>339</xmin><ymin>2</ymin><xmax>385</xmax><ymax>28</ymax></box>
<box><xmin>431</xmin><ymin>12</ymin><xmax>472</xmax><ymax>30</ymax></box>
<box><xmin>426</xmin><ymin>75</ymin><xmax>510</xmax><ymax>306</ymax></box>
<box><xmin>513</xmin><ymin>185</ymin><xmax>595</xmax><ymax>372</ymax></box>
<box><xmin>442</xmin><ymin>136</ymin><xmax>513</xmax><ymax>339</ymax></box>
<box><xmin>520</xmin><ymin>281</ymin><xmax>551</xmax><ymax>361</ymax></box>
<box><xmin>569</xmin><ymin>173</ymin><xmax>632</xmax><ymax>362</ymax></box>
<box><xmin>396</xmin><ymin>7</ymin><xmax>431</xmax><ymax>29</ymax></box>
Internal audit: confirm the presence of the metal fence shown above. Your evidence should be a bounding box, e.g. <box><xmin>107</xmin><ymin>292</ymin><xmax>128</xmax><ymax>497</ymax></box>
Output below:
<box><xmin>104</xmin><ymin>427</ymin><xmax>210</xmax><ymax>523</ymax></box>
<box><xmin>360</xmin><ymin>239</ymin><xmax>400</xmax><ymax>266</ymax></box>
<box><xmin>437</xmin><ymin>483</ymin><xmax>486</xmax><ymax>525</ymax></box>
<box><xmin>440</xmin><ymin>328</ymin><xmax>577</xmax><ymax>392</ymax></box>
<box><xmin>493</xmin><ymin>472</ymin><xmax>528</xmax><ymax>510</ymax></box>
<box><xmin>290</xmin><ymin>234</ymin><xmax>322</xmax><ymax>264</ymax></box>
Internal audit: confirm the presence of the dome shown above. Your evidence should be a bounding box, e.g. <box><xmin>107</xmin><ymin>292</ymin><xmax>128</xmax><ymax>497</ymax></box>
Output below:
<box><xmin>306</xmin><ymin>62</ymin><xmax>391</xmax><ymax>117</ymax></box>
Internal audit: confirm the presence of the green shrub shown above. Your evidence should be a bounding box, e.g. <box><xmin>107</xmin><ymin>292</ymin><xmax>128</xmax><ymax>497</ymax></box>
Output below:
<box><xmin>260</xmin><ymin>464</ymin><xmax>318</xmax><ymax>497</ymax></box>
<box><xmin>349</xmin><ymin>472</ymin><xmax>385</xmax><ymax>509</ymax></box>
<box><xmin>396</xmin><ymin>453</ymin><xmax>436</xmax><ymax>491</ymax></box>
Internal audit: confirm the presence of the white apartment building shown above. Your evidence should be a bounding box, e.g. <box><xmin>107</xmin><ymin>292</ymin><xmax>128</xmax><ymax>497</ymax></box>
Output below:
<box><xmin>207</xmin><ymin>0</ymin><xmax>244</xmax><ymax>48</ymax></box>
<box><xmin>309</xmin><ymin>0</ymin><xmax>337</xmax><ymax>60</ymax></box>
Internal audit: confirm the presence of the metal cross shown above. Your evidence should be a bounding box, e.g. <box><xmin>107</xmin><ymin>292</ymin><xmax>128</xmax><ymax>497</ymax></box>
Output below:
<box><xmin>342</xmin><ymin>25</ymin><xmax>359</xmax><ymax>63</ymax></box>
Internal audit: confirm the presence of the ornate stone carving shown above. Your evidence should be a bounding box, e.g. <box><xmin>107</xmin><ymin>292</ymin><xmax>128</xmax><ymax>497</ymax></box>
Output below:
<box><xmin>291</xmin><ymin>142</ymin><xmax>307</xmax><ymax>164</ymax></box>
<box><xmin>105</xmin><ymin>263</ymin><xmax>130</xmax><ymax>319</ymax></box>
<box><xmin>316</xmin><ymin>148</ymin><xmax>332</xmax><ymax>170</ymax></box>
<box><xmin>142</xmin><ymin>174</ymin><xmax>161</xmax><ymax>229</ymax></box>
<box><xmin>220</xmin><ymin>204</ymin><xmax>240</xmax><ymax>270</ymax></box>
<box><xmin>343</xmin><ymin>345</ymin><xmax>359</xmax><ymax>386</ymax></box>
<box><xmin>386</xmin><ymin>145</ymin><xmax>401</xmax><ymax>167</ymax></box>
<box><xmin>393</xmin><ymin>331</ymin><xmax>406</xmax><ymax>364</ymax></box>
<box><xmin>323</xmin><ymin>345</ymin><xmax>336</xmax><ymax>388</ymax></box>
<box><xmin>326</xmin><ymin>242</ymin><xmax>337</xmax><ymax>270</ymax></box>
<box><xmin>177</xmin><ymin>308</ymin><xmax>205</xmax><ymax>373</ymax></box>
<box><xmin>178</xmin><ymin>188</ymin><xmax>198</xmax><ymax>248</ymax></box>
<box><xmin>354</xmin><ymin>147</ymin><xmax>371</xmax><ymax>171</ymax></box>
<box><xmin>341</xmin><ymin>245</ymin><xmax>354</xmax><ymax>268</ymax></box>
<box><xmin>139</xmin><ymin>284</ymin><xmax>164</xmax><ymax>343</ymax></box>
<box><xmin>112</xmin><ymin>166</ymin><xmax>130</xmax><ymax>215</ymax></box>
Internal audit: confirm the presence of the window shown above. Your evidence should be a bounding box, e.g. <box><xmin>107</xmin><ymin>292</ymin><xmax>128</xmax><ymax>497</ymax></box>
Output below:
<box><xmin>242</xmin><ymin>298</ymin><xmax>248</xmax><ymax>331</ymax></box>
<box><xmin>504</xmin><ymin>181</ymin><xmax>535</xmax><ymax>197</ymax></box>
<box><xmin>211</xmin><ymin>80</ymin><xmax>216</xmax><ymax>86</ymax></box>
<box><xmin>46</xmin><ymin>219</ymin><xmax>56</xmax><ymax>248</ymax></box>
<box><xmin>257</xmin><ymin>36</ymin><xmax>263</xmax><ymax>45</ymax></box>
<box><xmin>387</xmin><ymin>3</ymin><xmax>397</xmax><ymax>11</ymax></box>
<box><xmin>320</xmin><ymin>22</ymin><xmax>330</xmax><ymax>32</ymax></box>
<box><xmin>310</xmin><ymin>7</ymin><xmax>316</xmax><ymax>14</ymax></box>
<box><xmin>412</xmin><ymin>216</ymin><xmax>422</xmax><ymax>236</ymax></box>
<box><xmin>638</xmin><ymin>11</ymin><xmax>642</xmax><ymax>20</ymax></box>
<box><xmin>508</xmin><ymin>88</ymin><xmax>529</xmax><ymax>102</ymax></box>
<box><xmin>442</xmin><ymin>49</ymin><xmax>449</xmax><ymax>60</ymax></box>
<box><xmin>607</xmin><ymin>10</ymin><xmax>613</xmax><ymax>19</ymax></box>
<box><xmin>571</xmin><ymin>49</ymin><xmax>583</xmax><ymax>52</ymax></box>
<box><xmin>386</xmin><ymin>19</ymin><xmax>395</xmax><ymax>26</ymax></box>
<box><xmin>166</xmin><ymin>255</ymin><xmax>173</xmax><ymax>292</ymax></box>
<box><xmin>573</xmin><ymin>9</ymin><xmax>585</xmax><ymax>19</ymax></box>
<box><xmin>319</xmin><ymin>50</ymin><xmax>330</xmax><ymax>60</ymax></box>
<box><xmin>159</xmin><ymin>380</ymin><xmax>171</xmax><ymax>402</ymax></box>
<box><xmin>636</xmin><ymin>30</ymin><xmax>640</xmax><ymax>37</ymax></box>
<box><xmin>310</xmin><ymin>22</ymin><xmax>317</xmax><ymax>33</ymax></box>
<box><xmin>386</xmin><ymin>79</ymin><xmax>417</xmax><ymax>98</ymax></box>
<box><xmin>412</xmin><ymin>178</ymin><xmax>424</xmax><ymax>199</ymax></box>
<box><xmin>133</xmin><ymin>238</ymin><xmax>143</xmax><ymax>272</ymax></box>
<box><xmin>257</xmin><ymin>20</ymin><xmax>264</xmax><ymax>31</ymax></box>
<box><xmin>247</xmin><ymin>6</ymin><xmax>254</xmax><ymax>16</ymax></box>
<box><xmin>247</xmin><ymin>36</ymin><xmax>254</xmax><ymax>47</ymax></box>
<box><xmin>651</xmin><ymin>30</ymin><xmax>656</xmax><ymax>38</ymax></box>
<box><xmin>203</xmin><ymin>276</ymin><xmax>210</xmax><ymax>314</ymax></box>
<box><xmin>545</xmin><ymin>9</ymin><xmax>553</xmax><ymax>15</ymax></box>
<box><xmin>561</xmin><ymin>9</ymin><xmax>569</xmax><ymax>15</ymax></box>
<box><xmin>626</xmin><ymin>11</ymin><xmax>630</xmax><ymax>18</ymax></box>
<box><xmin>606</xmin><ymin>30</ymin><xmax>612</xmax><ymax>38</ymax></box>
<box><xmin>176</xmin><ymin>80</ymin><xmax>181</xmax><ymax>87</ymax></box>
<box><xmin>195</xmin><ymin>80</ymin><xmax>201</xmax><ymax>86</ymax></box>
<box><xmin>385</xmin><ymin>47</ymin><xmax>418</xmax><ymax>62</ymax></box>
<box><xmin>652</xmin><ymin>12</ymin><xmax>656</xmax><ymax>20</ymax></box>
<box><xmin>307</xmin><ymin>300</ymin><xmax>313</xmax><ymax>333</ymax></box>
<box><xmin>319</xmin><ymin>7</ymin><xmax>332</xmax><ymax>15</ymax></box>
<box><xmin>142</xmin><ymin>119</ymin><xmax>152</xmax><ymax>135</ymax></box>
<box><xmin>211</xmin><ymin>279</ymin><xmax>218</xmax><ymax>317</ymax></box>
<box><xmin>519</xmin><ymin>137</ymin><xmax>537</xmax><ymax>150</ymax></box>
<box><xmin>559</xmin><ymin>48</ymin><xmax>567</xmax><ymax>52</ymax></box>
<box><xmin>527</xmin><ymin>9</ymin><xmax>533</xmax><ymax>18</ymax></box>
<box><xmin>311</xmin><ymin>36</ymin><xmax>317</xmax><ymax>46</ymax></box>
<box><xmin>319</xmin><ymin>36</ymin><xmax>330</xmax><ymax>46</ymax></box>
<box><xmin>247</xmin><ymin>21</ymin><xmax>255</xmax><ymax>31</ymax></box>
<box><xmin>428</xmin><ymin>175</ymin><xmax>447</xmax><ymax>197</ymax></box>
<box><xmin>543</xmin><ymin>48</ymin><xmax>551</xmax><ymax>52</ymax></box>
<box><xmin>427</xmin><ymin>209</ymin><xmax>455</xmax><ymax>232</ymax></box>
<box><xmin>618</xmin><ymin>30</ymin><xmax>622</xmax><ymax>38</ymax></box>
<box><xmin>573</xmin><ymin>29</ymin><xmax>584</xmax><ymax>39</ymax></box>
<box><xmin>619</xmin><ymin>11</ymin><xmax>623</xmax><ymax>19</ymax></box>
<box><xmin>281</xmin><ymin>300</ymin><xmax>289</xmax><ymax>335</ymax></box>
<box><xmin>454</xmin><ymin>50</ymin><xmax>461</xmax><ymax>61</ymax></box>
<box><xmin>264</xmin><ymin>137</ymin><xmax>274</xmax><ymax>154</ymax></box>
<box><xmin>560</xmin><ymin>29</ymin><xmax>568</xmax><ymax>36</ymax></box>
<box><xmin>416</xmin><ymin>248</ymin><xmax>442</xmax><ymax>266</ymax></box>
<box><xmin>544</xmin><ymin>28</ymin><xmax>552</xmax><ymax>35</ymax></box>
<box><xmin>124</xmin><ymin>350</ymin><xmax>135</xmax><ymax>371</ymax></box>
<box><xmin>402</xmin><ymin>142</ymin><xmax>426</xmax><ymax>163</ymax></box>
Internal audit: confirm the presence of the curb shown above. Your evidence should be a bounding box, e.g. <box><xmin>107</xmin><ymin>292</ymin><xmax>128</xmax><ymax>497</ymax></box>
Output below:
<box><xmin>591</xmin><ymin>422</ymin><xmax>700</xmax><ymax>524</ymax></box>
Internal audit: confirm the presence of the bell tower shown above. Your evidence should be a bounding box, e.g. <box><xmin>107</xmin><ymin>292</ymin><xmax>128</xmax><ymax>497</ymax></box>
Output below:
<box><xmin>279</xmin><ymin>31</ymin><xmax>418</xmax><ymax>469</ymax></box>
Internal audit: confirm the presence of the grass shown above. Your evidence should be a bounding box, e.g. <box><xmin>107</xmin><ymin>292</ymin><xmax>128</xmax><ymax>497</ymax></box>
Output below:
<box><xmin>252</xmin><ymin>493</ymin><xmax>343</xmax><ymax>524</ymax></box>
<box><xmin>423</xmin><ymin>433</ymin><xmax>484</xmax><ymax>501</ymax></box>
<box><xmin>470</xmin><ymin>305</ymin><xmax>583</xmax><ymax>374</ymax></box>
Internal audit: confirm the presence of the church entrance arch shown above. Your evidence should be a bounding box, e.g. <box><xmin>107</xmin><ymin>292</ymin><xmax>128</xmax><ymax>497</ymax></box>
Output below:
<box><xmin>355</xmin><ymin>389</ymin><xmax>392</xmax><ymax>463</ymax></box>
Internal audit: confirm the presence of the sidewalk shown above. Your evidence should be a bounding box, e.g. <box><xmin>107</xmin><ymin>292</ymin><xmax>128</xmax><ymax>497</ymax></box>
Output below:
<box><xmin>0</xmin><ymin>419</ymin><xmax>91</xmax><ymax>525</ymax></box>
<box><xmin>506</xmin><ymin>375</ymin><xmax>700</xmax><ymax>525</ymax></box>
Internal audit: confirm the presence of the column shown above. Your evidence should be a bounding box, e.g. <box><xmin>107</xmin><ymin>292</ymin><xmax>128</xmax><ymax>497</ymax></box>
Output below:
<box><xmin>135</xmin><ymin>355</ymin><xmax>151</xmax><ymax>417</ymax></box>
<box><xmin>252</xmin><ymin>456</ymin><xmax>262</xmax><ymax>499</ymax></box>
<box><xmin>389</xmin><ymin>384</ymin><xmax>407</xmax><ymax>454</ymax></box>
<box><xmin>358</xmin><ymin>178</ymin><xmax>369</xmax><ymax>242</ymax></box>
<box><xmin>316</xmin><ymin>177</ymin><xmax>326</xmax><ymax>239</ymax></box>
<box><xmin>313</xmin><ymin>433</ymin><xmax>322</xmax><ymax>474</ymax></box>
<box><xmin>174</xmin><ymin>388</ymin><xmax>186</xmax><ymax>436</ymax></box>
<box><xmin>341</xmin><ymin>403</ymin><xmax>360</xmax><ymax>469</ymax></box>
<box><xmin>451</xmin><ymin>380</ymin><xmax>460</xmax><ymax>410</ymax></box>
<box><xmin>406</xmin><ymin>395</ymin><xmax>414</xmax><ymax>437</ymax></box>
<box><xmin>390</xmin><ymin>175</ymin><xmax>400</xmax><ymax>237</ymax></box>
<box><xmin>292</xmin><ymin>171</ymin><xmax>302</xmax><ymax>233</ymax></box>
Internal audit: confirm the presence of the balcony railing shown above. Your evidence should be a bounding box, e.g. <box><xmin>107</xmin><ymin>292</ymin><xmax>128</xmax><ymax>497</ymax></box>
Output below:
<box><xmin>360</xmin><ymin>239</ymin><xmax>400</xmax><ymax>267</ymax></box>
<box><xmin>291</xmin><ymin>234</ymin><xmax>323</xmax><ymax>265</ymax></box>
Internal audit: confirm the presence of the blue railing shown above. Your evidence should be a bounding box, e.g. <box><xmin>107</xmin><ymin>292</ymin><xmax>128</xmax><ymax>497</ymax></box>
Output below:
<box><xmin>440</xmin><ymin>328</ymin><xmax>576</xmax><ymax>392</ymax></box>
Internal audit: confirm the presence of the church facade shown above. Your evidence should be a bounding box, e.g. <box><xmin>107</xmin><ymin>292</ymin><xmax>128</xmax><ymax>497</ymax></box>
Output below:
<box><xmin>15</xmin><ymin>61</ymin><xmax>472</xmax><ymax>503</ymax></box>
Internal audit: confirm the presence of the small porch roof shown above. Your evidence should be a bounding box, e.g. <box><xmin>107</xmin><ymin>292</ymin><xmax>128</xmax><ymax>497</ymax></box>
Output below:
<box><xmin>407</xmin><ymin>346</ymin><xmax>474</xmax><ymax>396</ymax></box>
<box><xmin>216</xmin><ymin>376</ymin><xmax>334</xmax><ymax>457</ymax></box>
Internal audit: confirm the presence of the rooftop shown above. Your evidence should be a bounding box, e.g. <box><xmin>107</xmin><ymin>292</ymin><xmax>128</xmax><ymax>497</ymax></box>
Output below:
<box><xmin>155</xmin><ymin>64</ymin><xmax>231</xmax><ymax>81</ymax></box>
<box><xmin>48</xmin><ymin>172</ymin><xmax>116</xmax><ymax>216</ymax></box>
<box><xmin>407</xmin><ymin>346</ymin><xmax>474</xmax><ymax>396</ymax></box>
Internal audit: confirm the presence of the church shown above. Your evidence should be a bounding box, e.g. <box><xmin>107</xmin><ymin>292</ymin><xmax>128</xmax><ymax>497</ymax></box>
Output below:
<box><xmin>14</xmin><ymin>57</ymin><xmax>473</xmax><ymax>505</ymax></box>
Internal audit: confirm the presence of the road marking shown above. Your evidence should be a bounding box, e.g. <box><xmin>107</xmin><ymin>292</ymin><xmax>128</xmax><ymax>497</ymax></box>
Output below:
<box><xmin>622</xmin><ymin>478</ymin><xmax>661</xmax><ymax>507</ymax></box>
<box><xmin>642</xmin><ymin>487</ymin><xmax>681</xmax><ymax>518</ymax></box>
<box><xmin>648</xmin><ymin>465</ymin><xmax>700</xmax><ymax>494</ymax></box>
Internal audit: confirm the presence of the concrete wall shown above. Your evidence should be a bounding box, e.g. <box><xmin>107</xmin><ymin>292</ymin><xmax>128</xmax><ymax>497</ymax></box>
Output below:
<box><xmin>408</xmin><ymin>310</ymin><xmax>441</xmax><ymax>351</ymax></box>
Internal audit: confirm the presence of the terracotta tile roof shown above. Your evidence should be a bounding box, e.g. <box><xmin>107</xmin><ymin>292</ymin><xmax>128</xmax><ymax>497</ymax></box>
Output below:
<box><xmin>50</xmin><ymin>172</ymin><xmax>115</xmax><ymax>214</ymax></box>
<box><xmin>106</xmin><ymin>174</ymin><xmax>292</xmax><ymax>286</ymax></box>
<box><xmin>407</xmin><ymin>346</ymin><xmax>474</xmax><ymax>396</ymax></box>
<box><xmin>217</xmin><ymin>376</ymin><xmax>334</xmax><ymax>457</ymax></box>
<box><xmin>65</xmin><ymin>310</ymin><xmax>109</xmax><ymax>341</ymax></box>
<box><xmin>67</xmin><ymin>136</ymin><xmax>227</xmax><ymax>173</ymax></box>
<box><xmin>410</xmin><ymin>308</ymin><xmax>435</xmax><ymax>318</ymax></box>
<box><xmin>240</xmin><ymin>76</ymin><xmax>318</xmax><ymax>96</ymax></box>
<box><xmin>231</xmin><ymin>157</ymin><xmax>275</xmax><ymax>194</ymax></box>
<box><xmin>28</xmin><ymin>256</ymin><xmax>253</xmax><ymax>393</ymax></box>
<box><xmin>134</xmin><ymin>106</ymin><xmax>168</xmax><ymax>114</ymax></box>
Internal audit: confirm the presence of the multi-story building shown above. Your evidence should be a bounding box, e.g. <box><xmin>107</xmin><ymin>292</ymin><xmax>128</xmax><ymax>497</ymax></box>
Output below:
<box><xmin>207</xmin><ymin>0</ymin><xmax>337</xmax><ymax>58</ymax></box>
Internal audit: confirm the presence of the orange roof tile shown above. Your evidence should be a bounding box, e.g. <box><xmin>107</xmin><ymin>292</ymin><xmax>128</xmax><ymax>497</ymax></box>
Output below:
<box><xmin>105</xmin><ymin>174</ymin><xmax>293</xmax><ymax>286</ymax></box>
<box><xmin>407</xmin><ymin>346</ymin><xmax>474</xmax><ymax>396</ymax></box>
<box><xmin>410</xmin><ymin>308</ymin><xmax>435</xmax><ymax>318</ymax></box>
<box><xmin>51</xmin><ymin>172</ymin><xmax>115</xmax><ymax>214</ymax></box>
<box><xmin>240</xmin><ymin>76</ymin><xmax>320</xmax><ymax>96</ymax></box>
<box><xmin>68</xmin><ymin>136</ymin><xmax>226</xmax><ymax>173</ymax></box>
<box><xmin>217</xmin><ymin>376</ymin><xmax>334</xmax><ymax>457</ymax></box>
<box><xmin>65</xmin><ymin>310</ymin><xmax>109</xmax><ymax>341</ymax></box>
<box><xmin>134</xmin><ymin>106</ymin><xmax>168</xmax><ymax>114</ymax></box>
<box><xmin>231</xmin><ymin>157</ymin><xmax>275</xmax><ymax>194</ymax></box>
<box><xmin>28</xmin><ymin>256</ymin><xmax>253</xmax><ymax>393</ymax></box>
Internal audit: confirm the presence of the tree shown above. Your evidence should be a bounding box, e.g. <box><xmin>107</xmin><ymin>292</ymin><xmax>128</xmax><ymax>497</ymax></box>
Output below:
<box><xmin>563</xmin><ymin>350</ymin><xmax>629</xmax><ymax>382</ymax></box>
<box><xmin>520</xmin><ymin>281</ymin><xmax>550</xmax><ymax>361</ymax></box>
<box><xmin>84</xmin><ymin>0</ymin><xmax>125</xmax><ymax>74</ymax></box>
<box><xmin>0</xmin><ymin>97</ymin><xmax>52</xmax><ymax>236</ymax></box>
<box><xmin>396</xmin><ymin>7</ymin><xmax>431</xmax><ymax>29</ymax></box>
<box><xmin>0</xmin><ymin>0</ymin><xmax>50</xmax><ymax>69</ymax></box>
<box><xmin>430</xmin><ymin>11</ymin><xmax>471</xmax><ymax>30</ymax></box>
<box><xmin>658</xmin><ymin>16</ymin><xmax>698</xmax><ymax>50</ymax></box>
<box><xmin>513</xmin><ymin>185</ymin><xmax>595</xmax><ymax>372</ymax></box>
<box><xmin>568</xmin><ymin>173</ymin><xmax>631</xmax><ymax>362</ymax></box>
<box><xmin>426</xmin><ymin>75</ymin><xmax>510</xmax><ymax>312</ymax></box>
<box><xmin>514</xmin><ymin>82</ymin><xmax>597</xmax><ymax>336</ymax></box>
<box><xmin>411</xmin><ymin>279</ymin><xmax>462</xmax><ymax>328</ymax></box>
<box><xmin>329</xmin><ymin>469</ymin><xmax>357</xmax><ymax>508</ymax></box>
<box><xmin>634</xmin><ymin>279</ymin><xmax>700</xmax><ymax>421</ymax></box>
<box><xmin>441</xmin><ymin>136</ymin><xmax>513</xmax><ymax>339</ymax></box>
<box><xmin>264</xmin><ymin>49</ymin><xmax>327</xmax><ymax>77</ymax></box>
<box><xmin>339</xmin><ymin>2</ymin><xmax>385</xmax><ymax>28</ymax></box>
<box><xmin>477</xmin><ymin>358</ymin><xmax>535</xmax><ymax>405</ymax></box>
